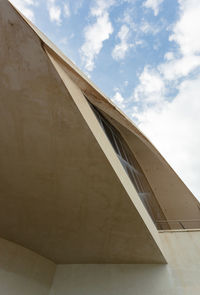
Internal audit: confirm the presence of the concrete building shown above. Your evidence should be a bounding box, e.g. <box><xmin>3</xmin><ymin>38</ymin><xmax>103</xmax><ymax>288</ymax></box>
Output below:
<box><xmin>0</xmin><ymin>0</ymin><xmax>200</xmax><ymax>294</ymax></box>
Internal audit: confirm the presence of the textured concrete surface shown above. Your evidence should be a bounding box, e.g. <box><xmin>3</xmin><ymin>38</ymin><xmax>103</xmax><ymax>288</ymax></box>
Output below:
<box><xmin>50</xmin><ymin>231</ymin><xmax>200</xmax><ymax>295</ymax></box>
<box><xmin>0</xmin><ymin>3</ymin><xmax>200</xmax><ymax>293</ymax></box>
<box><xmin>8</xmin><ymin>0</ymin><xmax>200</xmax><ymax>228</ymax></box>
<box><xmin>0</xmin><ymin>238</ymin><xmax>55</xmax><ymax>295</ymax></box>
<box><xmin>0</xmin><ymin>0</ymin><xmax>165</xmax><ymax>264</ymax></box>
<box><xmin>0</xmin><ymin>231</ymin><xmax>200</xmax><ymax>295</ymax></box>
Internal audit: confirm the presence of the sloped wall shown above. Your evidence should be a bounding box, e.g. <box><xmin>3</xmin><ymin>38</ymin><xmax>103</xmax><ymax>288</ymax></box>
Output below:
<box><xmin>0</xmin><ymin>237</ymin><xmax>55</xmax><ymax>295</ymax></box>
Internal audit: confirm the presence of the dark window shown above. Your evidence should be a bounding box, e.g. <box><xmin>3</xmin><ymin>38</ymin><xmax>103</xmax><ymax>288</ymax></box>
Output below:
<box><xmin>89</xmin><ymin>102</ymin><xmax>167</xmax><ymax>229</ymax></box>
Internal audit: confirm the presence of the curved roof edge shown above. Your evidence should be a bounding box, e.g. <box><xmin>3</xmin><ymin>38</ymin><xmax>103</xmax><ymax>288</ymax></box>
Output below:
<box><xmin>8</xmin><ymin>0</ymin><xmax>200</xmax><ymax>223</ymax></box>
<box><xmin>8</xmin><ymin>0</ymin><xmax>170</xmax><ymax>165</ymax></box>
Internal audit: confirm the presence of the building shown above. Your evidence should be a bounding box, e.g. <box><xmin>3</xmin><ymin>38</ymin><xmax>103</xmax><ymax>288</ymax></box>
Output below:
<box><xmin>0</xmin><ymin>0</ymin><xmax>200</xmax><ymax>294</ymax></box>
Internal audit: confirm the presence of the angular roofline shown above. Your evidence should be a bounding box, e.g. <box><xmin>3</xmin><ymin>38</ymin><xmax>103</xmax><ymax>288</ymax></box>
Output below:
<box><xmin>8</xmin><ymin>0</ymin><xmax>199</xmax><ymax>208</ymax></box>
<box><xmin>7</xmin><ymin>0</ymin><xmax>166</xmax><ymax>160</ymax></box>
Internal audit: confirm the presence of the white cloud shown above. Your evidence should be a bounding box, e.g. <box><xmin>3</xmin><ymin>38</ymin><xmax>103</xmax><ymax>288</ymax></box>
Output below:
<box><xmin>90</xmin><ymin>0</ymin><xmax>115</xmax><ymax>16</ymax></box>
<box><xmin>170</xmin><ymin>0</ymin><xmax>200</xmax><ymax>56</ymax></box>
<box><xmin>135</xmin><ymin>0</ymin><xmax>200</xmax><ymax>96</ymax></box>
<box><xmin>143</xmin><ymin>0</ymin><xmax>163</xmax><ymax>16</ymax></box>
<box><xmin>64</xmin><ymin>2</ymin><xmax>70</xmax><ymax>18</ymax></box>
<box><xmin>47</xmin><ymin>0</ymin><xmax>61</xmax><ymax>25</ymax></box>
<box><xmin>132</xmin><ymin>0</ymin><xmax>200</xmax><ymax>200</ymax></box>
<box><xmin>164</xmin><ymin>52</ymin><xmax>174</xmax><ymax>61</ymax></box>
<box><xmin>112</xmin><ymin>25</ymin><xmax>132</xmax><ymax>60</ymax></box>
<box><xmin>160</xmin><ymin>0</ymin><xmax>200</xmax><ymax>80</ymax></box>
<box><xmin>80</xmin><ymin>0</ymin><xmax>114</xmax><ymax>71</ymax></box>
<box><xmin>160</xmin><ymin>55</ymin><xmax>200</xmax><ymax>81</ymax></box>
<box><xmin>140</xmin><ymin>20</ymin><xmax>160</xmax><ymax>35</ymax></box>
<box><xmin>111</xmin><ymin>91</ymin><xmax>125</xmax><ymax>108</ymax></box>
<box><xmin>9</xmin><ymin>0</ymin><xmax>36</xmax><ymax>21</ymax></box>
<box><xmin>120</xmin><ymin>9</ymin><xmax>136</xmax><ymax>30</ymax></box>
<box><xmin>134</xmin><ymin>66</ymin><xmax>165</xmax><ymax>104</ymax></box>
<box><xmin>135</xmin><ymin>76</ymin><xmax>200</xmax><ymax>200</ymax></box>
<box><xmin>116</xmin><ymin>9</ymin><xmax>163</xmax><ymax>59</ymax></box>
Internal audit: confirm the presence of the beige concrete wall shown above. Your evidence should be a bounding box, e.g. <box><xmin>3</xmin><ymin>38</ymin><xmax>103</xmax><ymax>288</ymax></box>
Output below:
<box><xmin>1</xmin><ymin>0</ymin><xmax>167</xmax><ymax>264</ymax></box>
<box><xmin>50</xmin><ymin>231</ymin><xmax>200</xmax><ymax>295</ymax></box>
<box><xmin>8</xmin><ymin>0</ymin><xmax>200</xmax><ymax>229</ymax></box>
<box><xmin>0</xmin><ymin>237</ymin><xmax>55</xmax><ymax>295</ymax></box>
<box><xmin>46</xmin><ymin>51</ymin><xmax>166</xmax><ymax>264</ymax></box>
<box><xmin>1</xmin><ymin>231</ymin><xmax>199</xmax><ymax>294</ymax></box>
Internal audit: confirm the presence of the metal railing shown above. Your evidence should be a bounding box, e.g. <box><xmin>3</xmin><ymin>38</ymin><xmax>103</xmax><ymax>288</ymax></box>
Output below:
<box><xmin>156</xmin><ymin>219</ymin><xmax>200</xmax><ymax>230</ymax></box>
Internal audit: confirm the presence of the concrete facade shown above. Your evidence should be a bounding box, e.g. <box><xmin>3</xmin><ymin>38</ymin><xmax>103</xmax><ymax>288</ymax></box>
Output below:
<box><xmin>0</xmin><ymin>0</ymin><xmax>166</xmax><ymax>264</ymax></box>
<box><xmin>50</xmin><ymin>231</ymin><xmax>200</xmax><ymax>295</ymax></box>
<box><xmin>0</xmin><ymin>238</ymin><xmax>55</xmax><ymax>295</ymax></box>
<box><xmin>1</xmin><ymin>231</ymin><xmax>200</xmax><ymax>295</ymax></box>
<box><xmin>0</xmin><ymin>0</ymin><xmax>200</xmax><ymax>293</ymax></box>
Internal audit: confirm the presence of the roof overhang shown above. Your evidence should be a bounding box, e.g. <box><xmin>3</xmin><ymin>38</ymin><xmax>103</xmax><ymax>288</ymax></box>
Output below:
<box><xmin>0</xmin><ymin>0</ymin><xmax>169</xmax><ymax>263</ymax></box>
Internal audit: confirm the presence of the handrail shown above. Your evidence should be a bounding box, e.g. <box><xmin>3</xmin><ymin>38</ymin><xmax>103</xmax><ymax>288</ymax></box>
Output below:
<box><xmin>156</xmin><ymin>219</ymin><xmax>200</xmax><ymax>230</ymax></box>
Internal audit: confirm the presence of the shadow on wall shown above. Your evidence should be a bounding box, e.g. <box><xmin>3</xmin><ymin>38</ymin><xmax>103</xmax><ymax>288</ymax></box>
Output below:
<box><xmin>0</xmin><ymin>238</ymin><xmax>55</xmax><ymax>295</ymax></box>
<box><xmin>50</xmin><ymin>264</ymin><xmax>171</xmax><ymax>295</ymax></box>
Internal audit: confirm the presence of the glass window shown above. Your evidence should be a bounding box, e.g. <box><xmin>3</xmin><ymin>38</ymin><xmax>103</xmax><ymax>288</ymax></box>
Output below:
<box><xmin>89</xmin><ymin>101</ymin><xmax>168</xmax><ymax>229</ymax></box>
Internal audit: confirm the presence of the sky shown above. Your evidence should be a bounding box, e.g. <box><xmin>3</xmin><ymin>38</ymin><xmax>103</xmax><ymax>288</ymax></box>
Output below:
<box><xmin>10</xmin><ymin>0</ymin><xmax>200</xmax><ymax>200</ymax></box>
